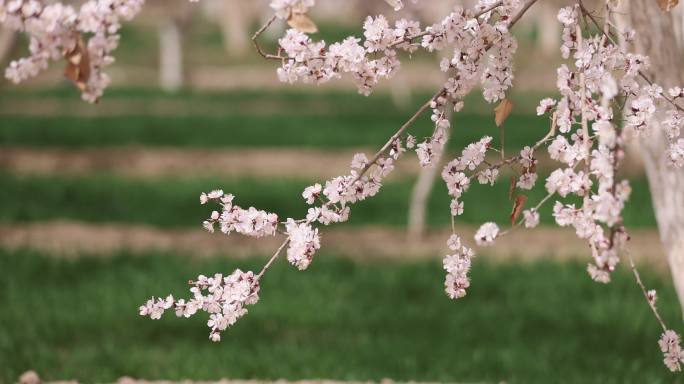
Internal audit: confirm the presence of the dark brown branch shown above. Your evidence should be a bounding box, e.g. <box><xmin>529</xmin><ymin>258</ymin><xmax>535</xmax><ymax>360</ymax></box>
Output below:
<box><xmin>251</xmin><ymin>15</ymin><xmax>284</xmax><ymax>61</ymax></box>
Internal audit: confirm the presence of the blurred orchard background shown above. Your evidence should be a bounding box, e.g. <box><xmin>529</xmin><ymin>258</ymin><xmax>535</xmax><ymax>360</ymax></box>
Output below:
<box><xmin>0</xmin><ymin>0</ymin><xmax>682</xmax><ymax>383</ymax></box>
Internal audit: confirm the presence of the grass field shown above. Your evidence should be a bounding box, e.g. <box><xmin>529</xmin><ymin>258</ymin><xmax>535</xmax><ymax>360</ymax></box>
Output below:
<box><xmin>0</xmin><ymin>172</ymin><xmax>657</xmax><ymax>229</ymax></box>
<box><xmin>0</xmin><ymin>87</ymin><xmax>674</xmax><ymax>383</ymax></box>
<box><xmin>0</xmin><ymin>88</ymin><xmax>656</xmax><ymax>229</ymax></box>
<box><xmin>1</xmin><ymin>249</ymin><xmax>681</xmax><ymax>384</ymax></box>
<box><xmin>0</xmin><ymin>89</ymin><xmax>550</xmax><ymax>150</ymax></box>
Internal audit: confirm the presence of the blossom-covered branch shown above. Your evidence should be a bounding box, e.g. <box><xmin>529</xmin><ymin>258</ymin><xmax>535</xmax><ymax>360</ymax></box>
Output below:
<box><xmin>0</xmin><ymin>0</ymin><xmax>144</xmax><ymax>102</ymax></box>
<box><xmin>4</xmin><ymin>0</ymin><xmax>684</xmax><ymax>373</ymax></box>
<box><xmin>138</xmin><ymin>0</ymin><xmax>539</xmax><ymax>342</ymax></box>
<box><xmin>142</xmin><ymin>0</ymin><xmax>684</xmax><ymax>369</ymax></box>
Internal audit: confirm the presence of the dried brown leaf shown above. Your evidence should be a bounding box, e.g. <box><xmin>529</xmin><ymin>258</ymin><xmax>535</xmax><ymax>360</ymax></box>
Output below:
<box><xmin>288</xmin><ymin>13</ymin><xmax>318</xmax><ymax>33</ymax></box>
<box><xmin>657</xmin><ymin>0</ymin><xmax>679</xmax><ymax>11</ymax></box>
<box><xmin>63</xmin><ymin>34</ymin><xmax>91</xmax><ymax>92</ymax></box>
<box><xmin>508</xmin><ymin>176</ymin><xmax>516</xmax><ymax>200</ymax></box>
<box><xmin>64</xmin><ymin>59</ymin><xmax>79</xmax><ymax>84</ymax></box>
<box><xmin>494</xmin><ymin>98</ymin><xmax>514</xmax><ymax>127</ymax></box>
<box><xmin>510</xmin><ymin>195</ymin><xmax>528</xmax><ymax>225</ymax></box>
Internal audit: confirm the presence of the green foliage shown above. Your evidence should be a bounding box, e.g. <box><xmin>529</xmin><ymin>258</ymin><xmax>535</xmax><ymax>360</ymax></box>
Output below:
<box><xmin>0</xmin><ymin>89</ymin><xmax>549</xmax><ymax>151</ymax></box>
<box><xmin>0</xmin><ymin>172</ymin><xmax>657</xmax><ymax>228</ymax></box>
<box><xmin>0</xmin><ymin>249</ymin><xmax>681</xmax><ymax>383</ymax></box>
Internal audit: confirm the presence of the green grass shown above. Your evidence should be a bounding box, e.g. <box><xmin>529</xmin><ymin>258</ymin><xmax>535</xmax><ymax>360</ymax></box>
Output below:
<box><xmin>0</xmin><ymin>249</ymin><xmax>681</xmax><ymax>383</ymax></box>
<box><xmin>0</xmin><ymin>89</ymin><xmax>551</xmax><ymax>151</ymax></box>
<box><xmin>0</xmin><ymin>172</ymin><xmax>657</xmax><ymax>229</ymax></box>
<box><xmin>0</xmin><ymin>113</ymin><xmax>547</xmax><ymax>150</ymax></box>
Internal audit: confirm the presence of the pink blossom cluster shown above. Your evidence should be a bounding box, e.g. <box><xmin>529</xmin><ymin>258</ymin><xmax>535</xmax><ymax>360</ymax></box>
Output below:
<box><xmin>437</xmin><ymin>134</ymin><xmax>545</xmax><ymax>295</ymax></box>
<box><xmin>443</xmin><ymin>234</ymin><xmax>475</xmax><ymax>299</ymax></box>
<box><xmin>291</xmin><ymin>136</ymin><xmax>414</xmax><ymax>267</ymax></box>
<box><xmin>474</xmin><ymin>222</ymin><xmax>499</xmax><ymax>246</ymax></box>
<box><xmin>531</xmin><ymin>5</ymin><xmax>659</xmax><ymax>284</ymax></box>
<box><xmin>0</xmin><ymin>0</ymin><xmax>144</xmax><ymax>102</ymax></box>
<box><xmin>276</xmin><ymin>17</ymin><xmax>406</xmax><ymax>96</ymax></box>
<box><xmin>274</xmin><ymin>0</ymin><xmax>520</xmax><ymax>112</ymax></box>
<box><xmin>144</xmin><ymin>134</ymin><xmax>416</xmax><ymax>330</ymax></box>
<box><xmin>664</xmin><ymin>97</ymin><xmax>684</xmax><ymax>168</ymax></box>
<box><xmin>285</xmin><ymin>218</ymin><xmax>321</xmax><ymax>270</ymax></box>
<box><xmin>660</xmin><ymin>330</ymin><xmax>684</xmax><ymax>371</ymax></box>
<box><xmin>441</xmin><ymin>136</ymin><xmax>492</xmax><ymax>214</ymax></box>
<box><xmin>140</xmin><ymin>269</ymin><xmax>260</xmax><ymax>342</ymax></box>
<box><xmin>415</xmin><ymin>0</ymin><xmax>520</xmax><ymax>166</ymax></box>
<box><xmin>201</xmin><ymin>190</ymin><xmax>278</xmax><ymax>238</ymax></box>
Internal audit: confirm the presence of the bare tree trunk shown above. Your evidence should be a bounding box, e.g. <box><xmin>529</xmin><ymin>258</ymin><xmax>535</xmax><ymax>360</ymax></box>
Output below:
<box><xmin>0</xmin><ymin>27</ymin><xmax>16</xmax><ymax>65</ymax></box>
<box><xmin>407</xmin><ymin>114</ymin><xmax>451</xmax><ymax>241</ymax></box>
<box><xmin>407</xmin><ymin>46</ymin><xmax>454</xmax><ymax>241</ymax></box>
<box><xmin>389</xmin><ymin>79</ymin><xmax>412</xmax><ymax>109</ymax></box>
<box><xmin>158</xmin><ymin>20</ymin><xmax>184</xmax><ymax>92</ymax></box>
<box><xmin>220</xmin><ymin>0</ymin><xmax>250</xmax><ymax>57</ymax></box>
<box><xmin>408</xmin><ymin>157</ymin><xmax>440</xmax><ymax>240</ymax></box>
<box><xmin>536</xmin><ymin>3</ymin><xmax>560</xmax><ymax>56</ymax></box>
<box><xmin>620</xmin><ymin>0</ymin><xmax>684</xmax><ymax>316</ymax></box>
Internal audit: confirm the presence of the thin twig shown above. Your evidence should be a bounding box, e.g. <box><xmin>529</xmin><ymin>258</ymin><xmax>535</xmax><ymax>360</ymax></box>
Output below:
<box><xmin>626</xmin><ymin>249</ymin><xmax>668</xmax><ymax>332</ymax></box>
<box><xmin>475</xmin><ymin>0</ymin><xmax>505</xmax><ymax>18</ymax></box>
<box><xmin>498</xmin><ymin>160</ymin><xmax>580</xmax><ymax>237</ymax></box>
<box><xmin>366</xmin><ymin>89</ymin><xmax>445</xmax><ymax>174</ymax></box>
<box><xmin>468</xmin><ymin>112</ymin><xmax>556</xmax><ymax>183</ymax></box>
<box><xmin>576</xmin><ymin>24</ymin><xmax>592</xmax><ymax>184</ymax></box>
<box><xmin>256</xmin><ymin>237</ymin><xmax>290</xmax><ymax>280</ymax></box>
<box><xmin>251</xmin><ymin>15</ymin><xmax>284</xmax><ymax>61</ymax></box>
<box><xmin>533</xmin><ymin>111</ymin><xmax>558</xmax><ymax>151</ymax></box>
<box><xmin>507</xmin><ymin>0</ymin><xmax>538</xmax><ymax>28</ymax></box>
<box><xmin>498</xmin><ymin>190</ymin><xmax>555</xmax><ymax>237</ymax></box>
<box><xmin>386</xmin><ymin>1</ymin><xmax>504</xmax><ymax>49</ymax></box>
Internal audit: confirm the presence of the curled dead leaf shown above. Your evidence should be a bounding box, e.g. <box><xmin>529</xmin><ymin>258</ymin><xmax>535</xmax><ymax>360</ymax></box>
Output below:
<box><xmin>384</xmin><ymin>0</ymin><xmax>403</xmax><ymax>10</ymax></box>
<box><xmin>510</xmin><ymin>195</ymin><xmax>528</xmax><ymax>225</ymax></box>
<box><xmin>288</xmin><ymin>13</ymin><xmax>318</xmax><ymax>34</ymax></box>
<box><xmin>63</xmin><ymin>33</ymin><xmax>91</xmax><ymax>92</ymax></box>
<box><xmin>494</xmin><ymin>98</ymin><xmax>514</xmax><ymax>127</ymax></box>
<box><xmin>657</xmin><ymin>0</ymin><xmax>679</xmax><ymax>11</ymax></box>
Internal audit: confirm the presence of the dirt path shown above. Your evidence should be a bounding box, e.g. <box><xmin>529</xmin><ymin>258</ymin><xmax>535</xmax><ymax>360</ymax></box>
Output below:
<box><xmin>0</xmin><ymin>147</ymin><xmax>386</xmax><ymax>180</ymax></box>
<box><xmin>26</xmin><ymin>374</ymin><xmax>445</xmax><ymax>384</ymax></box>
<box><xmin>14</xmin><ymin>62</ymin><xmax>557</xmax><ymax>94</ymax></box>
<box><xmin>0</xmin><ymin>147</ymin><xmax>647</xmax><ymax>179</ymax></box>
<box><xmin>0</xmin><ymin>220</ymin><xmax>667</xmax><ymax>270</ymax></box>
<box><xmin>59</xmin><ymin>380</ymin><xmax>443</xmax><ymax>384</ymax></box>
<box><xmin>19</xmin><ymin>370</ymin><xmax>445</xmax><ymax>384</ymax></box>
<box><xmin>45</xmin><ymin>381</ymin><xmax>443</xmax><ymax>384</ymax></box>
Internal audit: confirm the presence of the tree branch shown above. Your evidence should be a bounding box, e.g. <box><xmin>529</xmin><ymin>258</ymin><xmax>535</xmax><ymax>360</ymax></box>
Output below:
<box><xmin>251</xmin><ymin>15</ymin><xmax>284</xmax><ymax>61</ymax></box>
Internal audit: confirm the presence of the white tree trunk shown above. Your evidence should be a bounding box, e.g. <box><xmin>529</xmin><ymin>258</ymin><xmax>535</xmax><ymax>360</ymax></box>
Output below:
<box><xmin>620</xmin><ymin>0</ymin><xmax>684</xmax><ymax>316</ymax></box>
<box><xmin>220</xmin><ymin>0</ymin><xmax>250</xmax><ymax>57</ymax></box>
<box><xmin>407</xmin><ymin>45</ymin><xmax>457</xmax><ymax>241</ymax></box>
<box><xmin>158</xmin><ymin>20</ymin><xmax>184</xmax><ymax>92</ymax></box>
<box><xmin>0</xmin><ymin>26</ymin><xmax>16</xmax><ymax>65</ymax></box>
<box><xmin>536</xmin><ymin>3</ymin><xmax>560</xmax><ymax>56</ymax></box>
<box><xmin>407</xmin><ymin>115</ymin><xmax>451</xmax><ymax>241</ymax></box>
<box><xmin>407</xmin><ymin>157</ymin><xmax>440</xmax><ymax>241</ymax></box>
